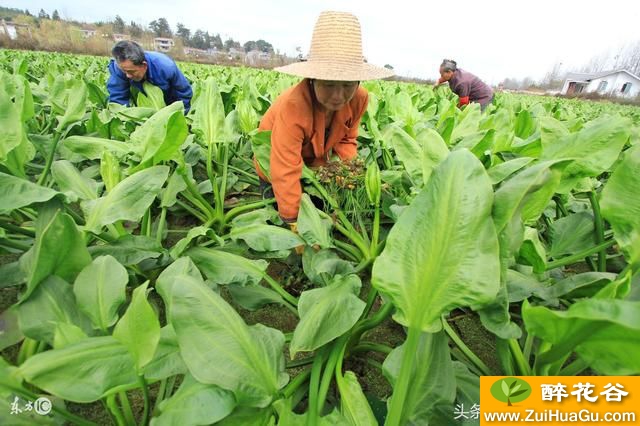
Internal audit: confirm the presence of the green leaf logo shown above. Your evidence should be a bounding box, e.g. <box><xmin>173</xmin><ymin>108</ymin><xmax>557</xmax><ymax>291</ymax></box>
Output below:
<box><xmin>490</xmin><ymin>377</ymin><xmax>532</xmax><ymax>406</ymax></box>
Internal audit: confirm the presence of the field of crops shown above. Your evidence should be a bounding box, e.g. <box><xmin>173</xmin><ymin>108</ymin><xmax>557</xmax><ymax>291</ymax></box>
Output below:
<box><xmin>1</xmin><ymin>49</ymin><xmax>639</xmax><ymax>425</ymax></box>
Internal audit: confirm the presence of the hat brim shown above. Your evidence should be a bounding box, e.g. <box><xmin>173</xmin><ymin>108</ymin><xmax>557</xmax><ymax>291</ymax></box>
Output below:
<box><xmin>274</xmin><ymin>60</ymin><xmax>394</xmax><ymax>81</ymax></box>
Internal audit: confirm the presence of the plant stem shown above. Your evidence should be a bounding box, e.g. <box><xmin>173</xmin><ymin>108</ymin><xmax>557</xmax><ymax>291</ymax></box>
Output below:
<box><xmin>154</xmin><ymin>379</ymin><xmax>167</xmax><ymax>412</ymax></box>
<box><xmin>163</xmin><ymin>375</ymin><xmax>177</xmax><ymax>401</ymax></box>
<box><xmin>443</xmin><ymin>320</ymin><xmax>492</xmax><ymax>376</ymax></box>
<box><xmin>139</xmin><ymin>375</ymin><xmax>150</xmax><ymax>426</ymax></box>
<box><xmin>118</xmin><ymin>392</ymin><xmax>136</xmax><ymax>425</ymax></box>
<box><xmin>0</xmin><ymin>220</ymin><xmax>35</xmax><ymax>237</ymax></box>
<box><xmin>546</xmin><ymin>239</ymin><xmax>615</xmax><ymax>270</ymax></box>
<box><xmin>588</xmin><ymin>191</ymin><xmax>607</xmax><ymax>272</ymax></box>
<box><xmin>156</xmin><ymin>207</ymin><xmax>167</xmax><ymax>245</ymax></box>
<box><xmin>282</xmin><ymin>368</ymin><xmax>312</xmax><ymax>398</ymax></box>
<box><xmin>0</xmin><ymin>238</ymin><xmax>30</xmax><ymax>251</ymax></box>
<box><xmin>333</xmin><ymin>239</ymin><xmax>360</xmax><ymax>262</ymax></box>
<box><xmin>386</xmin><ymin>326</ymin><xmax>421</xmax><ymax>426</ymax></box>
<box><xmin>306</xmin><ymin>348</ymin><xmax>327</xmax><ymax>426</ymax></box>
<box><xmin>317</xmin><ymin>337</ymin><xmax>348</xmax><ymax>414</ymax></box>
<box><xmin>508</xmin><ymin>338</ymin><xmax>532</xmax><ymax>376</ymax></box>
<box><xmin>36</xmin><ymin>131</ymin><xmax>62</xmax><ymax>185</ymax></box>
<box><xmin>175</xmin><ymin>199</ymin><xmax>208</xmax><ymax>223</ymax></box>
<box><xmin>559</xmin><ymin>358</ymin><xmax>589</xmax><ymax>376</ymax></box>
<box><xmin>106</xmin><ymin>394</ymin><xmax>127</xmax><ymax>426</ymax></box>
<box><xmin>370</xmin><ymin>203</ymin><xmax>380</xmax><ymax>258</ymax></box>
<box><xmin>262</xmin><ymin>273</ymin><xmax>299</xmax><ymax>308</ymax></box>
<box><xmin>224</xmin><ymin>199</ymin><xmax>275</xmax><ymax>222</ymax></box>
<box><xmin>351</xmin><ymin>342</ymin><xmax>393</xmax><ymax>355</ymax></box>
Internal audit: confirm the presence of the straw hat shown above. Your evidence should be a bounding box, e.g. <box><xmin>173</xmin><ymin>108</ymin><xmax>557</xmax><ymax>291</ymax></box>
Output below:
<box><xmin>275</xmin><ymin>11</ymin><xmax>394</xmax><ymax>81</ymax></box>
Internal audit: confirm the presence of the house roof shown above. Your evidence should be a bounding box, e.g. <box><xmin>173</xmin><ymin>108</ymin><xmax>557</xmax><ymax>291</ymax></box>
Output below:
<box><xmin>565</xmin><ymin>69</ymin><xmax>640</xmax><ymax>83</ymax></box>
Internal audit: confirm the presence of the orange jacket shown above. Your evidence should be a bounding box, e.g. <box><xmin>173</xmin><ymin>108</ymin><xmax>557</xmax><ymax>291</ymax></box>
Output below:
<box><xmin>257</xmin><ymin>79</ymin><xmax>369</xmax><ymax>221</ymax></box>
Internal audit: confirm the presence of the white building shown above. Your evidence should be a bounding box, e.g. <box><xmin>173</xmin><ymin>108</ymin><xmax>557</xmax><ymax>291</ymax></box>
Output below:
<box><xmin>561</xmin><ymin>70</ymin><xmax>640</xmax><ymax>98</ymax></box>
<box><xmin>154</xmin><ymin>37</ymin><xmax>174</xmax><ymax>52</ymax></box>
<box><xmin>0</xmin><ymin>19</ymin><xmax>31</xmax><ymax>39</ymax></box>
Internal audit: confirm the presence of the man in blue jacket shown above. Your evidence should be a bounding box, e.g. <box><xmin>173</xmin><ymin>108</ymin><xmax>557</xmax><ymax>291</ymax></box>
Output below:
<box><xmin>107</xmin><ymin>41</ymin><xmax>193</xmax><ymax>113</ymax></box>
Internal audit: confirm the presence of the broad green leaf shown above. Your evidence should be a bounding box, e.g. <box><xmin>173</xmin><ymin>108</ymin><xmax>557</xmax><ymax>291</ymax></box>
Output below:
<box><xmin>160</xmin><ymin>171</ymin><xmax>187</xmax><ymax>208</ymax></box>
<box><xmin>155</xmin><ymin>257</ymin><xmax>203</xmax><ymax>319</ymax></box>
<box><xmin>231</xmin><ymin>207</ymin><xmax>280</xmax><ymax>227</ymax></box>
<box><xmin>600</xmin><ymin>145</ymin><xmax>640</xmax><ymax>270</ymax></box>
<box><xmin>493</xmin><ymin>159</ymin><xmax>570</xmax><ymax>234</ymax></box>
<box><xmin>137</xmin><ymin>82</ymin><xmax>166</xmax><ymax>110</ymax></box>
<box><xmin>187</xmin><ymin>246</ymin><xmax>268</xmax><ymax>286</ymax></box>
<box><xmin>62</xmin><ymin>136</ymin><xmax>131</xmax><ymax>160</ymax></box>
<box><xmin>383</xmin><ymin>124</ymin><xmax>423</xmax><ymax>186</ymax></box>
<box><xmin>524</xmin><ymin>299</ymin><xmax>640</xmax><ymax>375</ymax></box>
<box><xmin>230</xmin><ymin>224</ymin><xmax>304</xmax><ymax>252</ymax></box>
<box><xmin>191</xmin><ymin>78</ymin><xmax>226</xmax><ymax>146</ymax></box>
<box><xmin>89</xmin><ymin>235</ymin><xmax>164</xmax><ymax>265</ymax></box>
<box><xmin>17</xmin><ymin>276</ymin><xmax>91</xmax><ymax>345</ymax></box>
<box><xmin>55</xmin><ymin>79</ymin><xmax>87</xmax><ymax>132</ymax></box>
<box><xmin>416</xmin><ymin>127</ymin><xmax>449</xmax><ymax>186</ymax></box>
<box><xmin>144</xmin><ymin>325</ymin><xmax>188</xmax><ymax>381</ymax></box>
<box><xmin>0</xmin><ymin>84</ymin><xmax>23</xmax><ymax>161</ymax></box>
<box><xmin>549</xmin><ymin>212</ymin><xmax>595</xmax><ymax>258</ymax></box>
<box><xmin>52</xmin><ymin>322</ymin><xmax>88</xmax><ymax>349</ymax></box>
<box><xmin>0</xmin><ymin>172</ymin><xmax>59</xmax><ymax>214</ymax></box>
<box><xmin>0</xmin><ymin>305</ymin><xmax>23</xmax><ymax>351</ymax></box>
<box><xmin>290</xmin><ymin>274</ymin><xmax>365</xmax><ymax>357</ymax></box>
<box><xmin>83</xmin><ymin>165</ymin><xmax>169</xmax><ymax>233</ymax></box>
<box><xmin>228</xmin><ymin>284</ymin><xmax>288</xmax><ymax>311</ymax></box>
<box><xmin>19</xmin><ymin>336</ymin><xmax>138</xmax><ymax>403</ymax></box>
<box><xmin>302</xmin><ymin>248</ymin><xmax>355</xmax><ymax>286</ymax></box>
<box><xmin>100</xmin><ymin>150</ymin><xmax>122</xmax><ymax>192</ymax></box>
<box><xmin>372</xmin><ymin>150</ymin><xmax>500</xmax><ymax>331</ymax></box>
<box><xmin>169</xmin><ymin>226</ymin><xmax>210</xmax><ymax>259</ymax></box>
<box><xmin>73</xmin><ymin>255</ymin><xmax>128</xmax><ymax>331</ymax></box>
<box><xmin>540</xmin><ymin>116</ymin><xmax>630</xmax><ymax>193</ymax></box>
<box><xmin>517</xmin><ymin>227</ymin><xmax>546</xmax><ymax>274</ymax></box>
<box><xmin>113</xmin><ymin>282</ymin><xmax>161</xmax><ymax>373</ymax></box>
<box><xmin>130</xmin><ymin>102</ymin><xmax>188</xmax><ymax>168</ymax></box>
<box><xmin>336</xmin><ymin>371</ymin><xmax>377</xmax><ymax>426</ymax></box>
<box><xmin>170</xmin><ymin>275</ymin><xmax>288</xmax><ymax>406</ymax></box>
<box><xmin>487</xmin><ymin>157</ymin><xmax>534</xmax><ymax>185</ymax></box>
<box><xmin>152</xmin><ymin>374</ymin><xmax>236</xmax><ymax>426</ymax></box>
<box><xmin>51</xmin><ymin>160</ymin><xmax>98</xmax><ymax>202</ymax></box>
<box><xmin>19</xmin><ymin>211</ymin><xmax>91</xmax><ymax>301</ymax></box>
<box><xmin>383</xmin><ymin>331</ymin><xmax>456</xmax><ymax>425</ymax></box>
<box><xmin>216</xmin><ymin>407</ymin><xmax>273</xmax><ymax>426</ymax></box>
<box><xmin>297</xmin><ymin>194</ymin><xmax>334</xmax><ymax>249</ymax></box>
<box><xmin>251</xmin><ymin>130</ymin><xmax>272</xmax><ymax>180</ymax></box>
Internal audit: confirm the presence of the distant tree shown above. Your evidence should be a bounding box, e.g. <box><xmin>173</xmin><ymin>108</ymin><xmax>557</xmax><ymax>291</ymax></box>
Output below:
<box><xmin>129</xmin><ymin>21</ymin><xmax>142</xmax><ymax>37</ymax></box>
<box><xmin>384</xmin><ymin>64</ymin><xmax>394</xmax><ymax>70</ymax></box>
<box><xmin>52</xmin><ymin>9</ymin><xmax>60</xmax><ymax>20</ymax></box>
<box><xmin>24</xmin><ymin>9</ymin><xmax>32</xmax><ymax>16</ymax></box>
<box><xmin>190</xmin><ymin>29</ymin><xmax>207</xmax><ymax>49</ymax></box>
<box><xmin>209</xmin><ymin>33</ymin><xmax>223</xmax><ymax>50</ymax></box>
<box><xmin>113</xmin><ymin>15</ymin><xmax>125</xmax><ymax>33</ymax></box>
<box><xmin>224</xmin><ymin>38</ymin><xmax>241</xmax><ymax>51</ymax></box>
<box><xmin>243</xmin><ymin>40</ymin><xmax>258</xmax><ymax>52</ymax></box>
<box><xmin>176</xmin><ymin>23</ymin><xmax>191</xmax><ymax>42</ymax></box>
<box><xmin>149</xmin><ymin>17</ymin><xmax>172</xmax><ymax>37</ymax></box>
<box><xmin>255</xmin><ymin>39</ymin><xmax>273</xmax><ymax>53</ymax></box>
<box><xmin>38</xmin><ymin>9</ymin><xmax>49</xmax><ymax>19</ymax></box>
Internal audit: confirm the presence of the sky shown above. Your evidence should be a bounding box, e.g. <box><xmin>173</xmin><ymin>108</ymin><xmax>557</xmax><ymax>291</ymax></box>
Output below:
<box><xmin>7</xmin><ymin>0</ymin><xmax>640</xmax><ymax>84</ymax></box>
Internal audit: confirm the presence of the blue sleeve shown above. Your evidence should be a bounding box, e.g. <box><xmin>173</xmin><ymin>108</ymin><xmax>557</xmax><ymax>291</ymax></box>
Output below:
<box><xmin>106</xmin><ymin>60</ymin><xmax>131</xmax><ymax>106</ymax></box>
<box><xmin>171</xmin><ymin>65</ymin><xmax>193</xmax><ymax>113</ymax></box>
